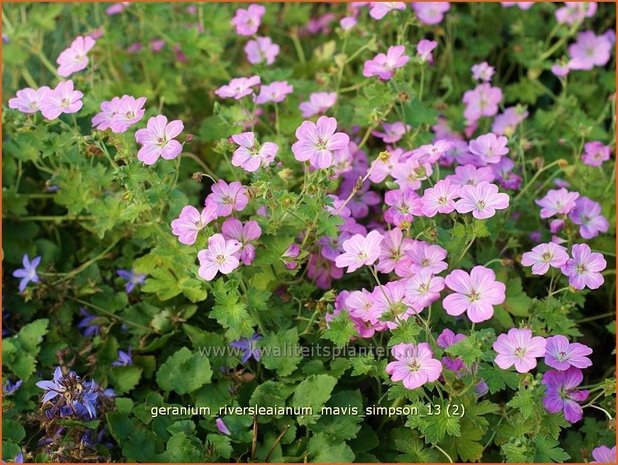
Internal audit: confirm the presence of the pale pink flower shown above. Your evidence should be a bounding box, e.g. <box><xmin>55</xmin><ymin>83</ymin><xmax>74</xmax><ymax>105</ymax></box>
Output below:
<box><xmin>455</xmin><ymin>181</ymin><xmax>510</xmax><ymax>219</ymax></box>
<box><xmin>463</xmin><ymin>83</ymin><xmax>503</xmax><ymax>124</ymax></box>
<box><xmin>561</xmin><ymin>243</ymin><xmax>606</xmax><ymax>290</ymax></box>
<box><xmin>447</xmin><ymin>164</ymin><xmax>495</xmax><ymax>186</ymax></box>
<box><xmin>369</xmin><ymin>148</ymin><xmax>402</xmax><ymax>183</ymax></box>
<box><xmin>521</xmin><ymin>242</ymin><xmax>569</xmax><ymax>275</ymax></box>
<box><xmin>569</xmin><ymin>196</ymin><xmax>609</xmax><ymax>239</ymax></box>
<box><xmin>544</xmin><ymin>335</ymin><xmax>592</xmax><ymax>371</ymax></box>
<box><xmin>386</xmin><ymin>343</ymin><xmax>442</xmax><ymax>389</ymax></box>
<box><xmin>231</xmin><ymin>4</ymin><xmax>265</xmax><ymax>36</ymax></box>
<box><xmin>244</xmin><ymin>36</ymin><xmax>280</xmax><ymax>65</ymax></box>
<box><xmin>346</xmin><ymin>289</ymin><xmax>380</xmax><ymax>322</ymax></box>
<box><xmin>363</xmin><ymin>45</ymin><xmax>409</xmax><ymax>81</ymax></box>
<box><xmin>581</xmin><ymin>141</ymin><xmax>611</xmax><ymax>167</ymax></box>
<box><xmin>372</xmin><ymin>280</ymin><xmax>418</xmax><ymax>328</ymax></box>
<box><xmin>568</xmin><ymin>31</ymin><xmax>612</xmax><ymax>71</ymax></box>
<box><xmin>377</xmin><ymin>228</ymin><xmax>414</xmax><ymax>274</ymax></box>
<box><xmin>372</xmin><ymin>121</ymin><xmax>410</xmax><ymax>144</ymax></box>
<box><xmin>299</xmin><ymin>92</ymin><xmax>337</xmax><ymax>117</ymax></box>
<box><xmin>215</xmin><ymin>76</ymin><xmax>260</xmax><ymax>100</ymax></box>
<box><xmin>468</xmin><ymin>133</ymin><xmax>509</xmax><ymax>165</ymax></box>
<box><xmin>231</xmin><ymin>132</ymin><xmax>278</xmax><ymax>172</ymax></box>
<box><xmin>412</xmin><ymin>2</ymin><xmax>450</xmax><ymax>25</ymax></box>
<box><xmin>135</xmin><ymin>115</ymin><xmax>184</xmax><ymax>165</ymax></box>
<box><xmin>56</xmin><ymin>36</ymin><xmax>96</xmax><ymax>77</ymax></box>
<box><xmin>39</xmin><ymin>80</ymin><xmax>83</xmax><ymax>120</ymax></box>
<box><xmin>92</xmin><ymin>95</ymin><xmax>146</xmax><ymax>133</ymax></box>
<box><xmin>8</xmin><ymin>86</ymin><xmax>50</xmax><ymax>114</ymax></box>
<box><xmin>392</xmin><ymin>158</ymin><xmax>432</xmax><ymax>190</ymax></box>
<box><xmin>221</xmin><ymin>218</ymin><xmax>262</xmax><ymax>265</ymax></box>
<box><xmin>197</xmin><ymin>234</ymin><xmax>242</xmax><ymax>281</ymax></box>
<box><xmin>491</xmin><ymin>106</ymin><xmax>528</xmax><ymax>136</ymax></box>
<box><xmin>254</xmin><ymin>81</ymin><xmax>293</xmax><ymax>104</ymax></box>
<box><xmin>471</xmin><ymin>61</ymin><xmax>495</xmax><ymax>82</ymax></box>
<box><xmin>292</xmin><ymin>116</ymin><xmax>350</xmax><ymax>169</ymax></box>
<box><xmin>205</xmin><ymin>180</ymin><xmax>249</xmax><ymax>217</ymax></box>
<box><xmin>369</xmin><ymin>2</ymin><xmax>406</xmax><ymax>20</ymax></box>
<box><xmin>493</xmin><ymin>328</ymin><xmax>546</xmax><ymax>373</ymax></box>
<box><xmin>551</xmin><ymin>63</ymin><xmax>570</xmax><ymax>78</ymax></box>
<box><xmin>335</xmin><ymin>231</ymin><xmax>383</xmax><ymax>273</ymax></box>
<box><xmin>340</xmin><ymin>16</ymin><xmax>357</xmax><ymax>31</ymax></box>
<box><xmin>405</xmin><ymin>270</ymin><xmax>445</xmax><ymax>311</ymax></box>
<box><xmin>555</xmin><ymin>2</ymin><xmax>597</xmax><ymax>25</ymax></box>
<box><xmin>416</xmin><ymin>39</ymin><xmax>438</xmax><ymax>63</ymax></box>
<box><xmin>406</xmin><ymin>241</ymin><xmax>448</xmax><ymax>275</ymax></box>
<box><xmin>421</xmin><ymin>179</ymin><xmax>460</xmax><ymax>217</ymax></box>
<box><xmin>443</xmin><ymin>266</ymin><xmax>506</xmax><ymax>323</ymax></box>
<box><xmin>535</xmin><ymin>188</ymin><xmax>579</xmax><ymax>218</ymax></box>
<box><xmin>171</xmin><ymin>205</ymin><xmax>218</xmax><ymax>245</ymax></box>
<box><xmin>384</xmin><ymin>188</ymin><xmax>423</xmax><ymax>227</ymax></box>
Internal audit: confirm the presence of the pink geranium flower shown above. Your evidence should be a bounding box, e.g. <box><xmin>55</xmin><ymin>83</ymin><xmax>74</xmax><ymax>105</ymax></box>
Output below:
<box><xmin>447</xmin><ymin>164</ymin><xmax>495</xmax><ymax>186</ymax></box>
<box><xmin>372</xmin><ymin>121</ymin><xmax>410</xmax><ymax>144</ymax></box>
<box><xmin>363</xmin><ymin>45</ymin><xmax>409</xmax><ymax>81</ymax></box>
<box><xmin>377</xmin><ymin>228</ymin><xmax>414</xmax><ymax>274</ymax></box>
<box><xmin>405</xmin><ymin>270</ymin><xmax>445</xmax><ymax>311</ymax></box>
<box><xmin>463</xmin><ymin>83</ymin><xmax>503</xmax><ymax>124</ymax></box>
<box><xmin>416</xmin><ymin>39</ymin><xmax>438</xmax><ymax>63</ymax></box>
<box><xmin>392</xmin><ymin>158</ymin><xmax>432</xmax><ymax>190</ymax></box>
<box><xmin>491</xmin><ymin>106</ymin><xmax>528</xmax><ymax>136</ymax></box>
<box><xmin>135</xmin><ymin>115</ymin><xmax>184</xmax><ymax>165</ymax></box>
<box><xmin>215</xmin><ymin>76</ymin><xmax>261</xmax><ymax>100</ymax></box>
<box><xmin>468</xmin><ymin>133</ymin><xmax>509</xmax><ymax>165</ymax></box>
<box><xmin>384</xmin><ymin>188</ymin><xmax>423</xmax><ymax>227</ymax></box>
<box><xmin>40</xmin><ymin>80</ymin><xmax>83</xmax><ymax>120</ymax></box>
<box><xmin>335</xmin><ymin>230</ymin><xmax>383</xmax><ymax>273</ymax></box>
<box><xmin>535</xmin><ymin>188</ymin><xmax>579</xmax><ymax>218</ymax></box>
<box><xmin>568</xmin><ymin>196</ymin><xmax>609</xmax><ymax>239</ymax></box>
<box><xmin>231</xmin><ymin>4</ymin><xmax>265</xmax><ymax>36</ymax></box>
<box><xmin>221</xmin><ymin>218</ymin><xmax>262</xmax><ymax>266</ymax></box>
<box><xmin>436</xmin><ymin>328</ymin><xmax>466</xmax><ymax>349</ymax></box>
<box><xmin>205</xmin><ymin>180</ymin><xmax>249</xmax><ymax>217</ymax></box>
<box><xmin>56</xmin><ymin>35</ymin><xmax>96</xmax><ymax>77</ymax></box>
<box><xmin>493</xmin><ymin>328</ymin><xmax>546</xmax><ymax>373</ymax></box>
<box><xmin>8</xmin><ymin>86</ymin><xmax>50</xmax><ymax>114</ymax></box>
<box><xmin>412</xmin><ymin>2</ymin><xmax>450</xmax><ymax>25</ymax></box>
<box><xmin>521</xmin><ymin>242</ymin><xmax>569</xmax><ymax>275</ymax></box>
<box><xmin>406</xmin><ymin>241</ymin><xmax>448</xmax><ymax>275</ymax></box>
<box><xmin>254</xmin><ymin>81</ymin><xmax>293</xmax><ymax>104</ymax></box>
<box><xmin>443</xmin><ymin>266</ymin><xmax>506</xmax><ymax>323</ymax></box>
<box><xmin>581</xmin><ymin>141</ymin><xmax>611</xmax><ymax>167</ymax></box>
<box><xmin>542</xmin><ymin>368</ymin><xmax>589</xmax><ymax>423</ymax></box>
<box><xmin>555</xmin><ymin>2</ymin><xmax>597</xmax><ymax>25</ymax></box>
<box><xmin>591</xmin><ymin>446</ymin><xmax>616</xmax><ymax>464</ymax></box>
<box><xmin>386</xmin><ymin>343</ymin><xmax>442</xmax><ymax>389</ymax></box>
<box><xmin>568</xmin><ymin>31</ymin><xmax>612</xmax><ymax>71</ymax></box>
<box><xmin>197</xmin><ymin>234</ymin><xmax>242</xmax><ymax>281</ymax></box>
<box><xmin>471</xmin><ymin>61</ymin><xmax>495</xmax><ymax>82</ymax></box>
<box><xmin>231</xmin><ymin>132</ymin><xmax>278</xmax><ymax>172</ymax></box>
<box><xmin>369</xmin><ymin>2</ymin><xmax>406</xmax><ymax>20</ymax></box>
<box><xmin>346</xmin><ymin>289</ymin><xmax>380</xmax><ymax>322</ymax></box>
<box><xmin>299</xmin><ymin>92</ymin><xmax>337</xmax><ymax>117</ymax></box>
<box><xmin>92</xmin><ymin>95</ymin><xmax>146</xmax><ymax>133</ymax></box>
<box><xmin>454</xmin><ymin>181</ymin><xmax>510</xmax><ymax>219</ymax></box>
<box><xmin>421</xmin><ymin>179</ymin><xmax>460</xmax><ymax>217</ymax></box>
<box><xmin>171</xmin><ymin>204</ymin><xmax>218</xmax><ymax>245</ymax></box>
<box><xmin>244</xmin><ymin>36</ymin><xmax>280</xmax><ymax>65</ymax></box>
<box><xmin>292</xmin><ymin>116</ymin><xmax>350</xmax><ymax>169</ymax></box>
<box><xmin>544</xmin><ymin>335</ymin><xmax>592</xmax><ymax>371</ymax></box>
<box><xmin>561</xmin><ymin>243</ymin><xmax>606</xmax><ymax>290</ymax></box>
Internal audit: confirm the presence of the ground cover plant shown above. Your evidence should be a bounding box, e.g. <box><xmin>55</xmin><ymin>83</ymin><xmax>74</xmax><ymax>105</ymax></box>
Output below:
<box><xmin>2</xmin><ymin>1</ymin><xmax>617</xmax><ymax>463</ymax></box>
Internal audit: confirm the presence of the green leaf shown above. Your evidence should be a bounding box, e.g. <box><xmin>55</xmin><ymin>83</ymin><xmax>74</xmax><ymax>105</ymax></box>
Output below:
<box><xmin>533</xmin><ymin>436</ymin><xmax>570</xmax><ymax>463</ymax></box>
<box><xmin>157</xmin><ymin>348</ymin><xmax>212</xmax><ymax>394</ymax></box>
<box><xmin>478</xmin><ymin>365</ymin><xmax>521</xmax><ymax>394</ymax></box>
<box><xmin>160</xmin><ymin>432</ymin><xmax>203</xmax><ymax>462</ymax></box>
<box><xmin>210</xmin><ymin>280</ymin><xmax>256</xmax><ymax>339</ymax></box>
<box><xmin>258</xmin><ymin>328</ymin><xmax>302</xmax><ymax>377</ymax></box>
<box><xmin>500</xmin><ymin>278</ymin><xmax>532</xmax><ymax>317</ymax></box>
<box><xmin>406</xmin><ymin>401</ymin><xmax>461</xmax><ymax>444</ymax></box>
<box><xmin>109</xmin><ymin>366</ymin><xmax>143</xmax><ymax>394</ymax></box>
<box><xmin>2</xmin><ymin>419</ymin><xmax>25</xmax><ymax>443</ymax></box>
<box><xmin>322</xmin><ymin>311</ymin><xmax>356</xmax><ymax>347</ymax></box>
<box><xmin>292</xmin><ymin>374</ymin><xmax>337</xmax><ymax>426</ymax></box>
<box><xmin>307</xmin><ymin>432</ymin><xmax>355</xmax><ymax>463</ymax></box>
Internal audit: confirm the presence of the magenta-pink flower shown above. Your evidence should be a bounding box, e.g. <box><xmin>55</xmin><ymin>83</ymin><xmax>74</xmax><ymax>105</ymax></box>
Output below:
<box><xmin>372</xmin><ymin>121</ymin><xmax>410</xmax><ymax>144</ymax></box>
<box><xmin>377</xmin><ymin>228</ymin><xmax>414</xmax><ymax>274</ymax></box>
<box><xmin>384</xmin><ymin>188</ymin><xmax>423</xmax><ymax>227</ymax></box>
<box><xmin>92</xmin><ymin>95</ymin><xmax>146</xmax><ymax>133</ymax></box>
<box><xmin>569</xmin><ymin>196</ymin><xmax>609</xmax><ymax>239</ymax></box>
<box><xmin>405</xmin><ymin>270</ymin><xmax>445</xmax><ymax>311</ymax></box>
<box><xmin>561</xmin><ymin>243</ymin><xmax>606</xmax><ymax>290</ymax></box>
<box><xmin>205</xmin><ymin>180</ymin><xmax>249</xmax><ymax>217</ymax></box>
<box><xmin>544</xmin><ymin>335</ymin><xmax>592</xmax><ymax>371</ymax></box>
<box><xmin>171</xmin><ymin>205</ymin><xmax>217</xmax><ymax>245</ymax></box>
<box><xmin>369</xmin><ymin>2</ymin><xmax>406</xmax><ymax>20</ymax></box>
<box><xmin>197</xmin><ymin>234</ymin><xmax>242</xmax><ymax>281</ymax></box>
<box><xmin>521</xmin><ymin>242</ymin><xmax>569</xmax><ymax>275</ymax></box>
<box><xmin>135</xmin><ymin>115</ymin><xmax>184</xmax><ymax>165</ymax></box>
<box><xmin>231</xmin><ymin>4</ymin><xmax>265</xmax><ymax>36</ymax></box>
<box><xmin>231</xmin><ymin>132</ymin><xmax>278</xmax><ymax>172</ymax></box>
<box><xmin>56</xmin><ymin>35</ymin><xmax>96</xmax><ymax>77</ymax></box>
<box><xmin>455</xmin><ymin>181</ymin><xmax>509</xmax><ymax>219</ymax></box>
<box><xmin>463</xmin><ymin>83</ymin><xmax>503</xmax><ymax>124</ymax></box>
<box><xmin>363</xmin><ymin>45</ymin><xmax>409</xmax><ymax>81</ymax></box>
<box><xmin>568</xmin><ymin>31</ymin><xmax>612</xmax><ymax>71</ymax></box>
<box><xmin>221</xmin><ymin>218</ymin><xmax>262</xmax><ymax>266</ymax></box>
<box><xmin>386</xmin><ymin>343</ymin><xmax>442</xmax><ymax>389</ymax></box>
<box><xmin>244</xmin><ymin>36</ymin><xmax>280</xmax><ymax>65</ymax></box>
<box><xmin>392</xmin><ymin>158</ymin><xmax>432</xmax><ymax>190</ymax></box>
<box><xmin>436</xmin><ymin>328</ymin><xmax>466</xmax><ymax>349</ymax></box>
<box><xmin>468</xmin><ymin>132</ymin><xmax>509</xmax><ymax>165</ymax></box>
<box><xmin>581</xmin><ymin>141</ymin><xmax>611</xmax><ymax>167</ymax></box>
<box><xmin>39</xmin><ymin>80</ymin><xmax>83</xmax><ymax>120</ymax></box>
<box><xmin>8</xmin><ymin>86</ymin><xmax>50</xmax><ymax>114</ymax></box>
<box><xmin>416</xmin><ymin>39</ymin><xmax>438</xmax><ymax>63</ymax></box>
<box><xmin>443</xmin><ymin>266</ymin><xmax>506</xmax><ymax>323</ymax></box>
<box><xmin>493</xmin><ymin>328</ymin><xmax>546</xmax><ymax>373</ymax></box>
<box><xmin>299</xmin><ymin>92</ymin><xmax>337</xmax><ymax>117</ymax></box>
<box><xmin>421</xmin><ymin>179</ymin><xmax>460</xmax><ymax>217</ymax></box>
<box><xmin>346</xmin><ymin>289</ymin><xmax>380</xmax><ymax>322</ymax></box>
<box><xmin>412</xmin><ymin>2</ymin><xmax>450</xmax><ymax>25</ymax></box>
<box><xmin>335</xmin><ymin>230</ymin><xmax>383</xmax><ymax>273</ymax></box>
<box><xmin>254</xmin><ymin>81</ymin><xmax>293</xmax><ymax>104</ymax></box>
<box><xmin>591</xmin><ymin>446</ymin><xmax>616</xmax><ymax>464</ymax></box>
<box><xmin>447</xmin><ymin>164</ymin><xmax>495</xmax><ymax>186</ymax></box>
<box><xmin>535</xmin><ymin>188</ymin><xmax>579</xmax><ymax>218</ymax></box>
<box><xmin>215</xmin><ymin>76</ymin><xmax>260</xmax><ymax>100</ymax></box>
<box><xmin>292</xmin><ymin>116</ymin><xmax>350</xmax><ymax>169</ymax></box>
<box><xmin>406</xmin><ymin>241</ymin><xmax>448</xmax><ymax>275</ymax></box>
<box><xmin>471</xmin><ymin>61</ymin><xmax>495</xmax><ymax>82</ymax></box>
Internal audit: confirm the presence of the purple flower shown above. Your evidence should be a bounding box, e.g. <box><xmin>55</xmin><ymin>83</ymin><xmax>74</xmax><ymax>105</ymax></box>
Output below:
<box><xmin>36</xmin><ymin>367</ymin><xmax>67</xmax><ymax>403</ymax></box>
<box><xmin>568</xmin><ymin>31</ymin><xmax>612</xmax><ymax>71</ymax></box>
<box><xmin>8</xmin><ymin>86</ymin><xmax>50</xmax><ymax>114</ymax></box>
<box><xmin>493</xmin><ymin>328</ymin><xmax>546</xmax><ymax>373</ymax></box>
<box><xmin>372</xmin><ymin>121</ymin><xmax>410</xmax><ymax>144</ymax></box>
<box><xmin>56</xmin><ymin>36</ymin><xmax>96</xmax><ymax>77</ymax></box>
<box><xmin>150</xmin><ymin>39</ymin><xmax>165</xmax><ymax>52</ymax></box>
<box><xmin>282</xmin><ymin>243</ymin><xmax>301</xmax><ymax>270</ymax></box>
<box><xmin>292</xmin><ymin>116</ymin><xmax>350</xmax><ymax>169</ymax></box>
<box><xmin>112</xmin><ymin>349</ymin><xmax>133</xmax><ymax>367</ymax></box>
<box><xmin>454</xmin><ymin>181</ymin><xmax>510</xmax><ymax>219</ymax></box>
<box><xmin>221</xmin><ymin>218</ymin><xmax>262</xmax><ymax>266</ymax></box>
<box><xmin>386</xmin><ymin>343</ymin><xmax>442</xmax><ymax>389</ymax></box>
<box><xmin>254</xmin><ymin>81</ymin><xmax>293</xmax><ymax>104</ymax></box>
<box><xmin>468</xmin><ymin>133</ymin><xmax>509</xmax><ymax>165</ymax></box>
<box><xmin>544</xmin><ymin>335</ymin><xmax>592</xmax><ymax>371</ymax></box>
<box><xmin>77</xmin><ymin>308</ymin><xmax>101</xmax><ymax>337</ymax></box>
<box><xmin>40</xmin><ymin>80</ymin><xmax>83</xmax><ymax>120</ymax></box>
<box><xmin>231</xmin><ymin>4</ymin><xmax>265</xmax><ymax>36</ymax></box>
<box><xmin>582</xmin><ymin>141</ymin><xmax>611</xmax><ymax>167</ymax></box>
<box><xmin>412</xmin><ymin>2</ymin><xmax>450</xmax><ymax>25</ymax></box>
<box><xmin>416</xmin><ymin>39</ymin><xmax>438</xmax><ymax>63</ymax></box>
<box><xmin>299</xmin><ymin>92</ymin><xmax>337</xmax><ymax>117</ymax></box>
<box><xmin>463</xmin><ymin>83</ymin><xmax>503</xmax><ymax>124</ymax></box>
<box><xmin>244</xmin><ymin>36</ymin><xmax>280</xmax><ymax>65</ymax></box>
<box><xmin>535</xmin><ymin>188</ymin><xmax>579</xmax><ymax>218</ymax></box>
<box><xmin>205</xmin><ymin>180</ymin><xmax>249</xmax><ymax>217</ymax></box>
<box><xmin>216</xmin><ymin>417</ymin><xmax>232</xmax><ymax>435</ymax></box>
<box><xmin>542</xmin><ymin>367</ymin><xmax>589</xmax><ymax>423</ymax></box>
<box><xmin>231</xmin><ymin>132</ymin><xmax>279</xmax><ymax>172</ymax></box>
<box><xmin>215</xmin><ymin>76</ymin><xmax>261</xmax><ymax>100</ymax></box>
<box><xmin>471</xmin><ymin>61</ymin><xmax>495</xmax><ymax>82</ymax></box>
<box><xmin>363</xmin><ymin>45</ymin><xmax>409</xmax><ymax>81</ymax></box>
<box><xmin>591</xmin><ymin>446</ymin><xmax>616</xmax><ymax>463</ymax></box>
<box><xmin>561</xmin><ymin>243</ymin><xmax>606</xmax><ymax>290</ymax></box>
<box><xmin>198</xmin><ymin>234</ymin><xmax>242</xmax><ymax>281</ymax></box>
<box><xmin>3</xmin><ymin>379</ymin><xmax>23</xmax><ymax>395</ymax></box>
<box><xmin>443</xmin><ymin>266</ymin><xmax>506</xmax><ymax>323</ymax></box>
<box><xmin>116</xmin><ymin>269</ymin><xmax>146</xmax><ymax>294</ymax></box>
<box><xmin>13</xmin><ymin>254</ymin><xmax>41</xmax><ymax>293</ymax></box>
<box><xmin>436</xmin><ymin>328</ymin><xmax>466</xmax><ymax>349</ymax></box>
<box><xmin>369</xmin><ymin>2</ymin><xmax>406</xmax><ymax>20</ymax></box>
<box><xmin>335</xmin><ymin>231</ymin><xmax>383</xmax><ymax>273</ymax></box>
<box><xmin>521</xmin><ymin>242</ymin><xmax>569</xmax><ymax>275</ymax></box>
<box><xmin>230</xmin><ymin>333</ymin><xmax>261</xmax><ymax>363</ymax></box>
<box><xmin>171</xmin><ymin>204</ymin><xmax>218</xmax><ymax>245</ymax></box>
<box><xmin>569</xmin><ymin>196</ymin><xmax>609</xmax><ymax>239</ymax></box>
<box><xmin>135</xmin><ymin>115</ymin><xmax>184</xmax><ymax>165</ymax></box>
